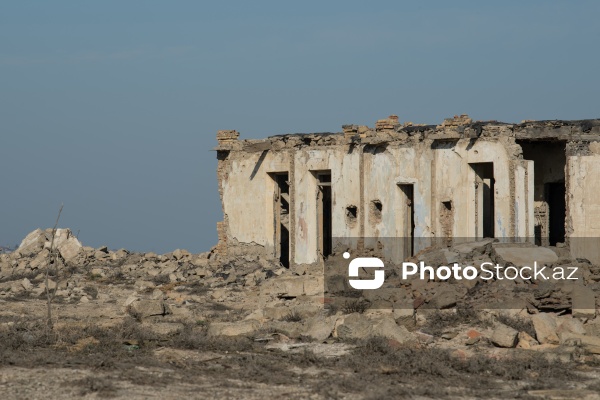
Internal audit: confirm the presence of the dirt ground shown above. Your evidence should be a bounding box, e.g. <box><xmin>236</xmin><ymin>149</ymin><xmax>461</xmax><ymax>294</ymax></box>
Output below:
<box><xmin>3</xmin><ymin>233</ymin><xmax>600</xmax><ymax>399</ymax></box>
<box><xmin>2</xmin><ymin>306</ymin><xmax>600</xmax><ymax>400</ymax></box>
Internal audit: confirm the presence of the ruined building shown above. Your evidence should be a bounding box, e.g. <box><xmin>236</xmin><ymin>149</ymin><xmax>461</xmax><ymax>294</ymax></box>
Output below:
<box><xmin>215</xmin><ymin>115</ymin><xmax>600</xmax><ymax>267</ymax></box>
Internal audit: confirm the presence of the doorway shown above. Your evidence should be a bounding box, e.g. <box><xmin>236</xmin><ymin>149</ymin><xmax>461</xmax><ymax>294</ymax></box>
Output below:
<box><xmin>398</xmin><ymin>184</ymin><xmax>414</xmax><ymax>258</ymax></box>
<box><xmin>470</xmin><ymin>162</ymin><xmax>495</xmax><ymax>238</ymax></box>
<box><xmin>518</xmin><ymin>141</ymin><xmax>566</xmax><ymax>246</ymax></box>
<box><xmin>546</xmin><ymin>181</ymin><xmax>566</xmax><ymax>246</ymax></box>
<box><xmin>316</xmin><ymin>172</ymin><xmax>332</xmax><ymax>258</ymax></box>
<box><xmin>272</xmin><ymin>173</ymin><xmax>290</xmax><ymax>268</ymax></box>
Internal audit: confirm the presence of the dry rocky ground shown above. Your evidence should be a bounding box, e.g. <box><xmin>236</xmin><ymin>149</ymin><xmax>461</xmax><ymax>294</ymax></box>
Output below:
<box><xmin>2</xmin><ymin>229</ymin><xmax>600</xmax><ymax>399</ymax></box>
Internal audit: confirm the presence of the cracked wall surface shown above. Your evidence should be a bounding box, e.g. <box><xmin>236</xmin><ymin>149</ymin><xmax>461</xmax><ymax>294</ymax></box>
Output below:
<box><xmin>215</xmin><ymin>116</ymin><xmax>600</xmax><ymax>266</ymax></box>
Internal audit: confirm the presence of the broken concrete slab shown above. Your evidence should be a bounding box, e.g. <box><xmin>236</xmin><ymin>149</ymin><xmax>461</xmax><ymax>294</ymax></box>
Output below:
<box><xmin>492</xmin><ymin>245</ymin><xmax>558</xmax><ymax>267</ymax></box>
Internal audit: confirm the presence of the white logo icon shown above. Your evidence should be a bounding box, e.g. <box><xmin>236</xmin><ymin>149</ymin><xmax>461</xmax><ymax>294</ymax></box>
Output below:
<box><xmin>344</xmin><ymin>252</ymin><xmax>385</xmax><ymax>290</ymax></box>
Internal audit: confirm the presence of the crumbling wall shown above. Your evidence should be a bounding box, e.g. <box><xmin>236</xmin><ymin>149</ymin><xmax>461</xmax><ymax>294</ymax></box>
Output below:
<box><xmin>431</xmin><ymin>136</ymin><xmax>529</xmax><ymax>239</ymax></box>
<box><xmin>362</xmin><ymin>142</ymin><xmax>432</xmax><ymax>259</ymax></box>
<box><xmin>215</xmin><ymin>117</ymin><xmax>600</xmax><ymax>267</ymax></box>
<box><xmin>567</xmin><ymin>141</ymin><xmax>600</xmax><ymax>263</ymax></box>
<box><xmin>293</xmin><ymin>147</ymin><xmax>360</xmax><ymax>264</ymax></box>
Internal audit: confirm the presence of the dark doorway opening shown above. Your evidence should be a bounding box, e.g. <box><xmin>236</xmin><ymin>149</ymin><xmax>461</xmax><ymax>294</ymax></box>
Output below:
<box><xmin>398</xmin><ymin>184</ymin><xmax>415</xmax><ymax>258</ymax></box>
<box><xmin>518</xmin><ymin>141</ymin><xmax>566</xmax><ymax>246</ymax></box>
<box><xmin>470</xmin><ymin>162</ymin><xmax>495</xmax><ymax>238</ymax></box>
<box><xmin>316</xmin><ymin>172</ymin><xmax>332</xmax><ymax>258</ymax></box>
<box><xmin>273</xmin><ymin>173</ymin><xmax>290</xmax><ymax>268</ymax></box>
<box><xmin>546</xmin><ymin>181</ymin><xmax>566</xmax><ymax>246</ymax></box>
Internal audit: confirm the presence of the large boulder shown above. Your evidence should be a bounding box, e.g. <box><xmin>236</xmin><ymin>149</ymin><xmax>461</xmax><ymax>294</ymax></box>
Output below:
<box><xmin>17</xmin><ymin>229</ymin><xmax>48</xmax><ymax>257</ymax></box>
<box><xmin>17</xmin><ymin>228</ymin><xmax>82</xmax><ymax>262</ymax></box>
<box><xmin>47</xmin><ymin>229</ymin><xmax>82</xmax><ymax>262</ymax></box>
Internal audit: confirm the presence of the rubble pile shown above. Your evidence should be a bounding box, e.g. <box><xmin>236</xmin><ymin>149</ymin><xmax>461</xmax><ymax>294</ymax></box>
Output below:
<box><xmin>1</xmin><ymin>229</ymin><xmax>600</xmax><ymax>362</ymax></box>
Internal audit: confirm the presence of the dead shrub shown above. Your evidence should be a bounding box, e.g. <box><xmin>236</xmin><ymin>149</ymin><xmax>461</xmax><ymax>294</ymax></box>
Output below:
<box><xmin>342</xmin><ymin>299</ymin><xmax>369</xmax><ymax>314</ymax></box>
<box><xmin>168</xmin><ymin>324</ymin><xmax>254</xmax><ymax>353</ymax></box>
<box><xmin>83</xmin><ymin>285</ymin><xmax>98</xmax><ymax>299</ymax></box>
<box><xmin>421</xmin><ymin>307</ymin><xmax>484</xmax><ymax>337</ymax></box>
<box><xmin>182</xmin><ymin>281</ymin><xmax>209</xmax><ymax>296</ymax></box>
<box><xmin>281</xmin><ymin>310</ymin><xmax>302</xmax><ymax>322</ymax></box>
<box><xmin>152</xmin><ymin>274</ymin><xmax>170</xmax><ymax>286</ymax></box>
<box><xmin>344</xmin><ymin>336</ymin><xmax>573</xmax><ymax>381</ymax></box>
<box><xmin>0</xmin><ymin>269</ymin><xmax>39</xmax><ymax>283</ymax></box>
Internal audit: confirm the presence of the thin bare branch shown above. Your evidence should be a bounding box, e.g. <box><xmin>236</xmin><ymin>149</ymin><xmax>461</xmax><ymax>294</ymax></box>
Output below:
<box><xmin>45</xmin><ymin>204</ymin><xmax>63</xmax><ymax>330</ymax></box>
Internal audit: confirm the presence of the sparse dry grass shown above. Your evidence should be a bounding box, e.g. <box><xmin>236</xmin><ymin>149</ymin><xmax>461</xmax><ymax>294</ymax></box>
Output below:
<box><xmin>0</xmin><ymin>314</ymin><xmax>594</xmax><ymax>399</ymax></box>
<box><xmin>421</xmin><ymin>307</ymin><xmax>486</xmax><ymax>337</ymax></box>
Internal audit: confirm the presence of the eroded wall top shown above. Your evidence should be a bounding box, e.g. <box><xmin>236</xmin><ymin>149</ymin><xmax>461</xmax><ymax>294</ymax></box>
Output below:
<box><xmin>215</xmin><ymin>116</ymin><xmax>600</xmax><ymax>152</ymax></box>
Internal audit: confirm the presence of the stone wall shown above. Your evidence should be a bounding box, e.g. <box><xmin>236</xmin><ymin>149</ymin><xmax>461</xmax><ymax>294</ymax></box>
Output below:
<box><xmin>215</xmin><ymin>116</ymin><xmax>600</xmax><ymax>266</ymax></box>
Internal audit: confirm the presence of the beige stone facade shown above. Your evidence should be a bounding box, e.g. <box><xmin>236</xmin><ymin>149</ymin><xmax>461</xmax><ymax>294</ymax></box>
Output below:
<box><xmin>215</xmin><ymin>116</ymin><xmax>600</xmax><ymax>266</ymax></box>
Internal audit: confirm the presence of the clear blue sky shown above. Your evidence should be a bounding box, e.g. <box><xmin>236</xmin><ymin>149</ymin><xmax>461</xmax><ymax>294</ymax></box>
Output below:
<box><xmin>1</xmin><ymin>1</ymin><xmax>599</xmax><ymax>253</ymax></box>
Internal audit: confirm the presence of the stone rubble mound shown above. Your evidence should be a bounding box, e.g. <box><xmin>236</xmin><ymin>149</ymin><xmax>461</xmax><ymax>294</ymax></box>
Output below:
<box><xmin>0</xmin><ymin>229</ymin><xmax>600</xmax><ymax>360</ymax></box>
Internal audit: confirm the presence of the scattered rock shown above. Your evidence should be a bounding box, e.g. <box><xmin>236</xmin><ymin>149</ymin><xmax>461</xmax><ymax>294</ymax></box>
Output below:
<box><xmin>517</xmin><ymin>331</ymin><xmax>539</xmax><ymax>349</ymax></box>
<box><xmin>208</xmin><ymin>320</ymin><xmax>261</xmax><ymax>337</ymax></box>
<box><xmin>336</xmin><ymin>314</ymin><xmax>414</xmax><ymax>344</ymax></box>
<box><xmin>260</xmin><ymin>275</ymin><xmax>323</xmax><ymax>298</ymax></box>
<box><xmin>21</xmin><ymin>278</ymin><xmax>32</xmax><ymax>291</ymax></box>
<box><xmin>532</xmin><ymin>313</ymin><xmax>559</xmax><ymax>344</ymax></box>
<box><xmin>127</xmin><ymin>298</ymin><xmax>171</xmax><ymax>319</ymax></box>
<box><xmin>142</xmin><ymin>322</ymin><xmax>184</xmax><ymax>336</ymax></box>
<box><xmin>559</xmin><ymin>332</ymin><xmax>600</xmax><ymax>354</ymax></box>
<box><xmin>430</xmin><ymin>289</ymin><xmax>458</xmax><ymax>309</ymax></box>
